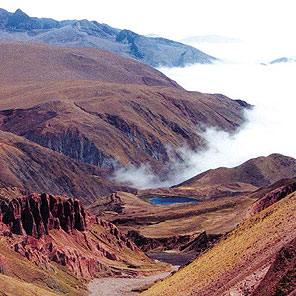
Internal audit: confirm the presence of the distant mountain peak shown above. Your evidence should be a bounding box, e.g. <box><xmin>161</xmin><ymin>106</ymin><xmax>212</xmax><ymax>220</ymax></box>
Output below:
<box><xmin>13</xmin><ymin>8</ymin><xmax>30</xmax><ymax>18</ymax></box>
<box><xmin>0</xmin><ymin>7</ymin><xmax>217</xmax><ymax>67</ymax></box>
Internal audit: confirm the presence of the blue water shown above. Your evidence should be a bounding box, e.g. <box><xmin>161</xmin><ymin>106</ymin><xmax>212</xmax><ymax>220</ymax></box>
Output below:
<box><xmin>149</xmin><ymin>197</ymin><xmax>199</xmax><ymax>205</ymax></box>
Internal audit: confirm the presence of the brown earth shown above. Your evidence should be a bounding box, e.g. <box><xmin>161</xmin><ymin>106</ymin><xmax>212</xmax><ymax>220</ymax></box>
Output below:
<box><xmin>0</xmin><ymin>192</ymin><xmax>168</xmax><ymax>296</ymax></box>
<box><xmin>248</xmin><ymin>178</ymin><xmax>296</xmax><ymax>216</ymax></box>
<box><xmin>0</xmin><ymin>42</ymin><xmax>179</xmax><ymax>87</ymax></box>
<box><xmin>140</xmin><ymin>183</ymin><xmax>296</xmax><ymax>296</ymax></box>
<box><xmin>92</xmin><ymin>191</ymin><xmax>256</xmax><ymax>238</ymax></box>
<box><xmin>90</xmin><ymin>154</ymin><xmax>296</xmax><ymax>242</ymax></box>
<box><xmin>178</xmin><ymin>153</ymin><xmax>296</xmax><ymax>188</ymax></box>
<box><xmin>0</xmin><ymin>42</ymin><xmax>246</xmax><ymax>174</ymax></box>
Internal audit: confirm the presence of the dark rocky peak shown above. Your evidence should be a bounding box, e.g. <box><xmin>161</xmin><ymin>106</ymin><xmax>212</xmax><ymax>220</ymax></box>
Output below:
<box><xmin>14</xmin><ymin>8</ymin><xmax>29</xmax><ymax>17</ymax></box>
<box><xmin>0</xmin><ymin>8</ymin><xmax>11</xmax><ymax>17</ymax></box>
<box><xmin>11</xmin><ymin>8</ymin><xmax>30</xmax><ymax>22</ymax></box>
<box><xmin>6</xmin><ymin>8</ymin><xmax>33</xmax><ymax>30</ymax></box>
<box><xmin>116</xmin><ymin>29</ymin><xmax>140</xmax><ymax>43</ymax></box>
<box><xmin>5</xmin><ymin>9</ymin><xmax>61</xmax><ymax>31</ymax></box>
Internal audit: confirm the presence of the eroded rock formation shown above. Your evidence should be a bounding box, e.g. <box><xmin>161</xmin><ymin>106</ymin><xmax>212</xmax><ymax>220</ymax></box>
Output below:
<box><xmin>0</xmin><ymin>193</ymin><xmax>157</xmax><ymax>279</ymax></box>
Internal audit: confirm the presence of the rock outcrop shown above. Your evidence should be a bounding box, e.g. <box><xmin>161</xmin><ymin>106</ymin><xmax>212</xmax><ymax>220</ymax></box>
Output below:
<box><xmin>0</xmin><ymin>193</ymin><xmax>160</xmax><ymax>280</ymax></box>
<box><xmin>0</xmin><ymin>193</ymin><xmax>88</xmax><ymax>238</ymax></box>
<box><xmin>127</xmin><ymin>230</ymin><xmax>221</xmax><ymax>253</ymax></box>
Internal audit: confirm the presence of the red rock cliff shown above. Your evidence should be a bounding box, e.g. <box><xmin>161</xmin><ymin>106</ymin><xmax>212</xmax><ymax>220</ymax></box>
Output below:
<box><xmin>0</xmin><ymin>193</ymin><xmax>158</xmax><ymax>279</ymax></box>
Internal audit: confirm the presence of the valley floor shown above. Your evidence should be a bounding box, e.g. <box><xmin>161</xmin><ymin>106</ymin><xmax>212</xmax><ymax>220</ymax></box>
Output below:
<box><xmin>88</xmin><ymin>267</ymin><xmax>178</xmax><ymax>296</ymax></box>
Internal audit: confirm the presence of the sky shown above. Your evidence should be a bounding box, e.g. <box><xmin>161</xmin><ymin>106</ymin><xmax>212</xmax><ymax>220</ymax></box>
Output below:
<box><xmin>2</xmin><ymin>0</ymin><xmax>296</xmax><ymax>43</ymax></box>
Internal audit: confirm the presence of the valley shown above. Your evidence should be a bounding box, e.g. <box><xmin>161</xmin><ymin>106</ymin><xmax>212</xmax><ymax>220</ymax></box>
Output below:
<box><xmin>0</xmin><ymin>6</ymin><xmax>295</xmax><ymax>295</ymax></box>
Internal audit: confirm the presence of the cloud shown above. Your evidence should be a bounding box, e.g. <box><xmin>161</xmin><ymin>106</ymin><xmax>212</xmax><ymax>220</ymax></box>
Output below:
<box><xmin>113</xmin><ymin>56</ymin><xmax>296</xmax><ymax>189</ymax></box>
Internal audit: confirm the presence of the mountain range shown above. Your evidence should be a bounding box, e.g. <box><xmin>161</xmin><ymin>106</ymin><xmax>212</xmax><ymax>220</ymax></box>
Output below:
<box><xmin>0</xmin><ymin>8</ymin><xmax>216</xmax><ymax>67</ymax></box>
<box><xmin>0</xmin><ymin>42</ymin><xmax>245</xmax><ymax>179</ymax></box>
<box><xmin>0</xmin><ymin>9</ymin><xmax>295</xmax><ymax>295</ymax></box>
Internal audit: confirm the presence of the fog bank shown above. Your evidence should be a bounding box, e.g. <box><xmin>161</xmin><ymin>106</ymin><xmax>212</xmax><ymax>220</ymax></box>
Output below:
<box><xmin>113</xmin><ymin>44</ymin><xmax>296</xmax><ymax>189</ymax></box>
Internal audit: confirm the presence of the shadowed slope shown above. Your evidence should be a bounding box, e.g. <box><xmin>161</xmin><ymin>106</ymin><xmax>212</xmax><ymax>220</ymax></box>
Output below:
<box><xmin>0</xmin><ymin>42</ymin><xmax>246</xmax><ymax>174</ymax></box>
<box><xmin>0</xmin><ymin>130</ymin><xmax>133</xmax><ymax>205</ymax></box>
<box><xmin>0</xmin><ymin>84</ymin><xmax>246</xmax><ymax>172</ymax></box>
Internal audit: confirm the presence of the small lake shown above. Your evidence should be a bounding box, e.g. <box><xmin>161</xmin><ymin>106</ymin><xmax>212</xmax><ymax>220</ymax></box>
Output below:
<box><xmin>149</xmin><ymin>196</ymin><xmax>199</xmax><ymax>205</ymax></box>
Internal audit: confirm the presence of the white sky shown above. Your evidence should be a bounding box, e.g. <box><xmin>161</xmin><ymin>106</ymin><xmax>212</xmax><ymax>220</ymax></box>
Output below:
<box><xmin>2</xmin><ymin>0</ymin><xmax>296</xmax><ymax>42</ymax></box>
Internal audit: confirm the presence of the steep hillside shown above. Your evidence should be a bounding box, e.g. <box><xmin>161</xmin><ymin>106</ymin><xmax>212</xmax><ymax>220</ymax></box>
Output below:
<box><xmin>178</xmin><ymin>153</ymin><xmax>296</xmax><ymax>188</ymax></box>
<box><xmin>0</xmin><ymin>42</ymin><xmax>246</xmax><ymax>173</ymax></box>
<box><xmin>0</xmin><ymin>9</ymin><xmax>216</xmax><ymax>67</ymax></box>
<box><xmin>0</xmin><ymin>193</ymin><xmax>167</xmax><ymax>296</ymax></box>
<box><xmin>0</xmin><ymin>130</ymin><xmax>133</xmax><ymax>205</ymax></box>
<box><xmin>141</xmin><ymin>186</ymin><xmax>296</xmax><ymax>296</ymax></box>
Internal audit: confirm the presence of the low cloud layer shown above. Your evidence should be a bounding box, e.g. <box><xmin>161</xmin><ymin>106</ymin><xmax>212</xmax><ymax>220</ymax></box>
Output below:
<box><xmin>113</xmin><ymin>54</ymin><xmax>296</xmax><ymax>189</ymax></box>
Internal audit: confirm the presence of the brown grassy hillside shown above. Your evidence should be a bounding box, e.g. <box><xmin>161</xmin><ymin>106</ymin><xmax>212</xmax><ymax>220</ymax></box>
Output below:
<box><xmin>0</xmin><ymin>42</ymin><xmax>179</xmax><ymax>87</ymax></box>
<box><xmin>178</xmin><ymin>153</ymin><xmax>296</xmax><ymax>188</ymax></box>
<box><xmin>0</xmin><ymin>42</ymin><xmax>246</xmax><ymax>173</ymax></box>
<box><xmin>141</xmin><ymin>188</ymin><xmax>296</xmax><ymax>296</ymax></box>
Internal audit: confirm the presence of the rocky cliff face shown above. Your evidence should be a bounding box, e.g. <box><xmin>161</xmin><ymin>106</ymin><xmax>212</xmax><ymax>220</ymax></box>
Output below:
<box><xmin>0</xmin><ymin>131</ymin><xmax>135</xmax><ymax>205</ymax></box>
<box><xmin>0</xmin><ymin>193</ymin><xmax>88</xmax><ymax>238</ymax></box>
<box><xmin>0</xmin><ymin>193</ymin><xmax>160</xmax><ymax>280</ymax></box>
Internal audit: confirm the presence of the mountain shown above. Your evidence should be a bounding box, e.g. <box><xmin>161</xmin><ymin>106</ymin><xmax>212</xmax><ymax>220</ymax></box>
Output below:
<box><xmin>0</xmin><ymin>42</ymin><xmax>179</xmax><ymax>87</ymax></box>
<box><xmin>269</xmin><ymin>56</ymin><xmax>296</xmax><ymax>64</ymax></box>
<box><xmin>0</xmin><ymin>130</ymin><xmax>134</xmax><ymax>205</ymax></box>
<box><xmin>136</xmin><ymin>154</ymin><xmax>296</xmax><ymax>202</ymax></box>
<box><xmin>0</xmin><ymin>8</ymin><xmax>217</xmax><ymax>67</ymax></box>
<box><xmin>0</xmin><ymin>192</ymin><xmax>167</xmax><ymax>295</ymax></box>
<box><xmin>0</xmin><ymin>42</ymin><xmax>246</xmax><ymax>176</ymax></box>
<box><xmin>178</xmin><ymin>153</ymin><xmax>296</xmax><ymax>188</ymax></box>
<box><xmin>141</xmin><ymin>181</ymin><xmax>296</xmax><ymax>296</ymax></box>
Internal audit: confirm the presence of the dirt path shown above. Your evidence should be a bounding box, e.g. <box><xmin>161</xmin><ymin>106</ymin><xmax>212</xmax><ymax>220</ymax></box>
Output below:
<box><xmin>88</xmin><ymin>267</ymin><xmax>178</xmax><ymax>296</ymax></box>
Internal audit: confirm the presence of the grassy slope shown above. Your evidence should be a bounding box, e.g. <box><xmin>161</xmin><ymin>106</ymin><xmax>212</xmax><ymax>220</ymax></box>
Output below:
<box><xmin>141</xmin><ymin>192</ymin><xmax>296</xmax><ymax>296</ymax></box>
<box><xmin>0</xmin><ymin>239</ymin><xmax>88</xmax><ymax>296</ymax></box>
<box><xmin>178</xmin><ymin>154</ymin><xmax>296</xmax><ymax>188</ymax></box>
<box><xmin>99</xmin><ymin>192</ymin><xmax>256</xmax><ymax>238</ymax></box>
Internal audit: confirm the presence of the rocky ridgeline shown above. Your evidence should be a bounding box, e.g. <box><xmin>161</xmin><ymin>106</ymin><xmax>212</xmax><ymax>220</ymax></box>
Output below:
<box><xmin>249</xmin><ymin>181</ymin><xmax>296</xmax><ymax>216</ymax></box>
<box><xmin>0</xmin><ymin>193</ymin><xmax>146</xmax><ymax>279</ymax></box>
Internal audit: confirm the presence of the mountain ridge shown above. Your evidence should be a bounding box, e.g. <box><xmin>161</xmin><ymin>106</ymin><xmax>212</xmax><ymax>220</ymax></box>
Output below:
<box><xmin>0</xmin><ymin>8</ymin><xmax>217</xmax><ymax>67</ymax></box>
